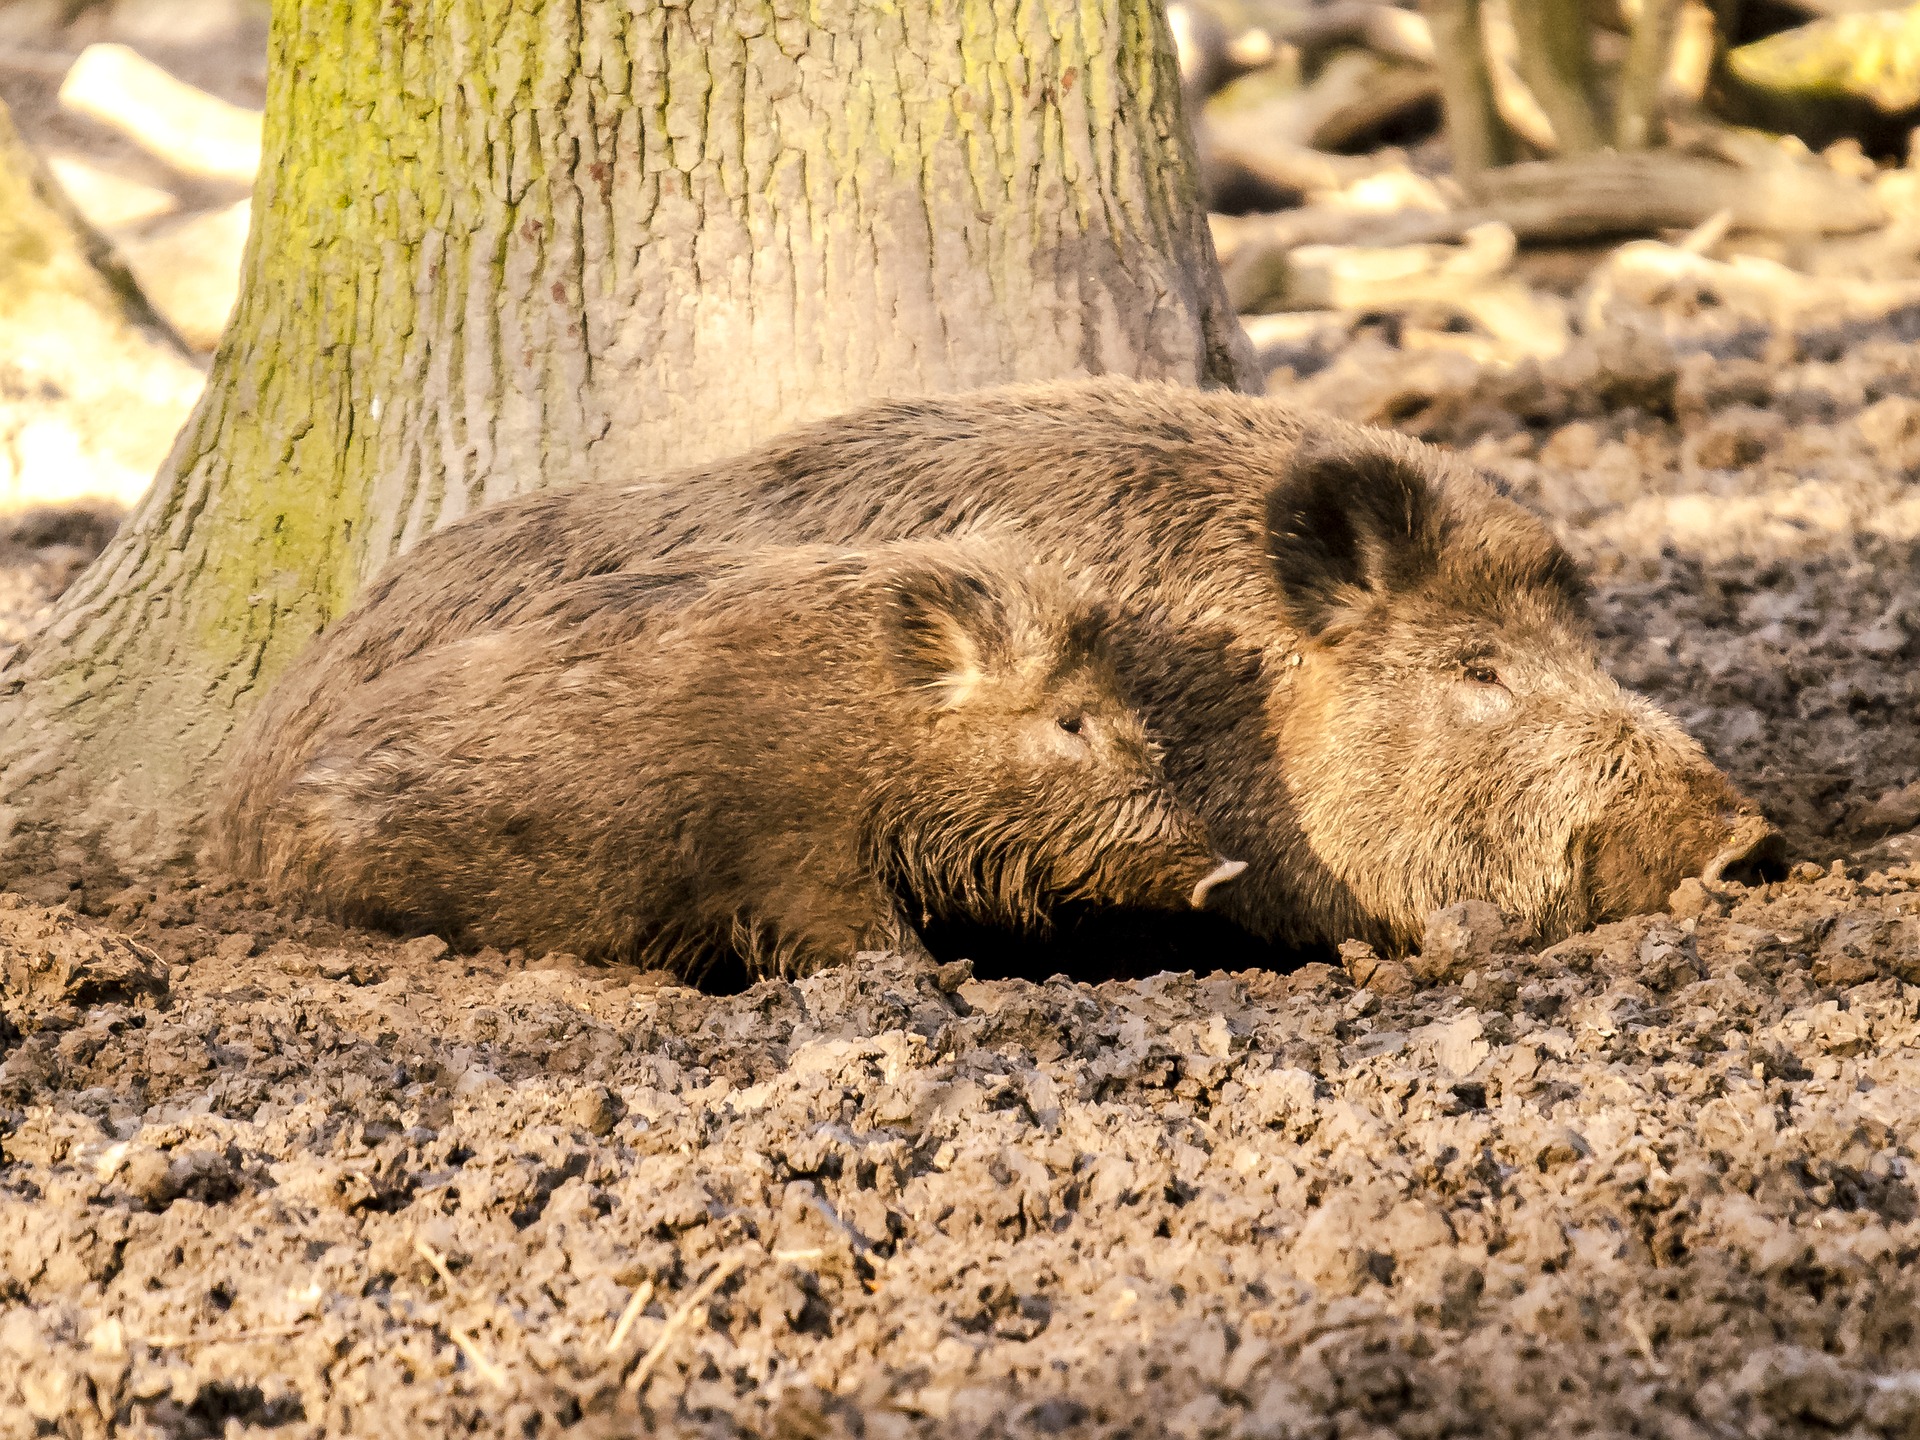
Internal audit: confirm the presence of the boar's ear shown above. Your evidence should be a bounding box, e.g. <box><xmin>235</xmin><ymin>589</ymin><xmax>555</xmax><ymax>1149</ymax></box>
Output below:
<box><xmin>882</xmin><ymin>562</ymin><xmax>1008</xmax><ymax>707</ymax></box>
<box><xmin>1264</xmin><ymin>440</ymin><xmax>1439</xmax><ymax>636</ymax></box>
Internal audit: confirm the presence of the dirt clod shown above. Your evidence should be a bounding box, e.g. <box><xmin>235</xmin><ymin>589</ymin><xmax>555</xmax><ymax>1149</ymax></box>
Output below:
<box><xmin>1340</xmin><ymin>937</ymin><xmax>1415</xmax><ymax>996</ymax></box>
<box><xmin>1414</xmin><ymin>899</ymin><xmax>1513</xmax><ymax>982</ymax></box>
<box><xmin>0</xmin><ymin>900</ymin><xmax>167</xmax><ymax>1012</ymax></box>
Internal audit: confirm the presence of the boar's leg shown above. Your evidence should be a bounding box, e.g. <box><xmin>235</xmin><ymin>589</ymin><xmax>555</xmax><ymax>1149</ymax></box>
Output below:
<box><xmin>723</xmin><ymin>887</ymin><xmax>932</xmax><ymax>981</ymax></box>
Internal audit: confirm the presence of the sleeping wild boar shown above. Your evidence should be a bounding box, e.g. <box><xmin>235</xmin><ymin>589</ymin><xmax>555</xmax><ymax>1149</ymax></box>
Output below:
<box><xmin>217</xmin><ymin>538</ymin><xmax>1241</xmax><ymax>977</ymax></box>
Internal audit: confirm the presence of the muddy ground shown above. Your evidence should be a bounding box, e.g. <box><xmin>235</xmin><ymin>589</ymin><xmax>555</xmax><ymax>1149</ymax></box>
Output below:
<box><xmin>5</xmin><ymin>283</ymin><xmax>1920</xmax><ymax>1438</ymax></box>
<box><xmin>7</xmin><ymin>0</ymin><xmax>1920</xmax><ymax>1431</ymax></box>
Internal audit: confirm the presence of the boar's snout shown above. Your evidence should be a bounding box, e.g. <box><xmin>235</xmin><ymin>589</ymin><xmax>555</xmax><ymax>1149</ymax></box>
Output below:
<box><xmin>1110</xmin><ymin>793</ymin><xmax>1251</xmax><ymax>915</ymax></box>
<box><xmin>1587</xmin><ymin>796</ymin><xmax>1786</xmax><ymax>922</ymax></box>
<box><xmin>1700</xmin><ymin>812</ymin><xmax>1789</xmax><ymax>888</ymax></box>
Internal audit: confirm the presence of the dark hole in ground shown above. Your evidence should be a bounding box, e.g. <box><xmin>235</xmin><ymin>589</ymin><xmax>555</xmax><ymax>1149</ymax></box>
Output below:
<box><xmin>1203</xmin><ymin>162</ymin><xmax>1304</xmax><ymax>216</ymax></box>
<box><xmin>2</xmin><ymin>503</ymin><xmax>122</xmax><ymax>554</ymax></box>
<box><xmin>695</xmin><ymin>950</ymin><xmax>756</xmax><ymax>995</ymax></box>
<box><xmin>691</xmin><ymin>907</ymin><xmax>1325</xmax><ymax>993</ymax></box>
<box><xmin>1721</xmin><ymin>832</ymin><xmax>1790</xmax><ymax>888</ymax></box>
<box><xmin>1729</xmin><ymin>0</ymin><xmax>1820</xmax><ymax>44</ymax></box>
<box><xmin>142</xmin><ymin>1382</ymin><xmax>305</xmax><ymax>1438</ymax></box>
<box><xmin>920</xmin><ymin>905</ymin><xmax>1330</xmax><ymax>985</ymax></box>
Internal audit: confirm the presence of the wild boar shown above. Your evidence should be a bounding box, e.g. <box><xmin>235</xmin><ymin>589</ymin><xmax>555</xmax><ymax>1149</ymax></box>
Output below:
<box><xmin>224</xmin><ymin>378</ymin><xmax>1783</xmax><ymax>952</ymax></box>
<box><xmin>217</xmin><ymin>538</ymin><xmax>1241</xmax><ymax>978</ymax></box>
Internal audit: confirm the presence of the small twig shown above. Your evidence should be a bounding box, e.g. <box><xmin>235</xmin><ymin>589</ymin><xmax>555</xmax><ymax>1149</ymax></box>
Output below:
<box><xmin>605</xmin><ymin>1279</ymin><xmax>655</xmax><ymax>1353</ymax></box>
<box><xmin>413</xmin><ymin>1235</ymin><xmax>506</xmax><ymax>1388</ymax></box>
<box><xmin>448</xmin><ymin>1324</ymin><xmax>508</xmax><ymax>1390</ymax></box>
<box><xmin>413</xmin><ymin>1236</ymin><xmax>461</xmax><ymax>1293</ymax></box>
<box><xmin>623</xmin><ymin>1253</ymin><xmax>749</xmax><ymax>1394</ymax></box>
<box><xmin>1677</xmin><ymin>208</ymin><xmax>1734</xmax><ymax>255</ymax></box>
<box><xmin>141</xmin><ymin>1322</ymin><xmax>310</xmax><ymax>1348</ymax></box>
<box><xmin>1623</xmin><ymin>1312</ymin><xmax>1665</xmax><ymax>1371</ymax></box>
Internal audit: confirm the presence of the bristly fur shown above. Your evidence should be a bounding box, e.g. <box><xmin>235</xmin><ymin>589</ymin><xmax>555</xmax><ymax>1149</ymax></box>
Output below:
<box><xmin>216</xmin><ymin>377</ymin><xmax>1777</xmax><ymax>952</ymax></box>
<box><xmin>215</xmin><ymin>537</ymin><xmax>1223</xmax><ymax>978</ymax></box>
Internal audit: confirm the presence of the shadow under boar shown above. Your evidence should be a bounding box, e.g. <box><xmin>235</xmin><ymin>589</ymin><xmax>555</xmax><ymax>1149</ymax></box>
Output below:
<box><xmin>227</xmin><ymin>378</ymin><xmax>1784</xmax><ymax>952</ymax></box>
<box><xmin>218</xmin><ymin>539</ymin><xmax>1241</xmax><ymax>978</ymax></box>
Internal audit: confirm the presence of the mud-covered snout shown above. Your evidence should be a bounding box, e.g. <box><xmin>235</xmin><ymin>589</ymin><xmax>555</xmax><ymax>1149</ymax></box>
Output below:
<box><xmin>1147</xmin><ymin>844</ymin><xmax>1246</xmax><ymax>913</ymax></box>
<box><xmin>1584</xmin><ymin>765</ymin><xmax>1787</xmax><ymax>923</ymax></box>
<box><xmin>1146</xmin><ymin>826</ymin><xmax>1248</xmax><ymax>914</ymax></box>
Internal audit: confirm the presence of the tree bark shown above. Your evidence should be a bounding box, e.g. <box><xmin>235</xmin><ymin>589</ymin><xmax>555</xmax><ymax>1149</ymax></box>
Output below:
<box><xmin>0</xmin><ymin>0</ymin><xmax>1256</xmax><ymax>876</ymax></box>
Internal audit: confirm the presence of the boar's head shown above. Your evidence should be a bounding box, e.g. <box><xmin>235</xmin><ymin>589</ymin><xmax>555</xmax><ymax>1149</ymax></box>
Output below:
<box><xmin>1264</xmin><ymin>436</ymin><xmax>1785</xmax><ymax>949</ymax></box>
<box><xmin>866</xmin><ymin>541</ymin><xmax>1238</xmax><ymax>928</ymax></box>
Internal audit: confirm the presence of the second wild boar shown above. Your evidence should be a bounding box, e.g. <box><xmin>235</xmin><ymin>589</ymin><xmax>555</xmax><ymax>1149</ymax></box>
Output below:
<box><xmin>217</xmin><ymin>537</ymin><xmax>1241</xmax><ymax>977</ymax></box>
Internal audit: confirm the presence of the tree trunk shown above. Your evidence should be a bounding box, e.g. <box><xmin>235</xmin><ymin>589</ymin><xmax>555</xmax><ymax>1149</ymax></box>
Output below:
<box><xmin>1421</xmin><ymin>0</ymin><xmax>1517</xmax><ymax>178</ymax></box>
<box><xmin>1507</xmin><ymin>0</ymin><xmax>1605</xmax><ymax>156</ymax></box>
<box><xmin>0</xmin><ymin>0</ymin><xmax>1256</xmax><ymax>877</ymax></box>
<box><xmin>1616</xmin><ymin>0</ymin><xmax>1684</xmax><ymax>150</ymax></box>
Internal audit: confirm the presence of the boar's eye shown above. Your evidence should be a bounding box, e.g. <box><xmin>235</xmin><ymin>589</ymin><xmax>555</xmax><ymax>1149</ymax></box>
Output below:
<box><xmin>1462</xmin><ymin>661</ymin><xmax>1504</xmax><ymax>688</ymax></box>
<box><xmin>1043</xmin><ymin>713</ymin><xmax>1094</xmax><ymax>760</ymax></box>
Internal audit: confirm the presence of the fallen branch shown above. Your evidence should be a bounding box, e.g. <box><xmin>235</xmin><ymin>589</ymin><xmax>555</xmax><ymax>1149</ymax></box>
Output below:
<box><xmin>1234</xmin><ymin>221</ymin><xmax>1569</xmax><ymax>362</ymax></box>
<box><xmin>1201</xmin><ymin>124</ymin><xmax>1414</xmax><ymax>208</ymax></box>
<box><xmin>1209</xmin><ymin>49</ymin><xmax>1440</xmax><ymax>155</ymax></box>
<box><xmin>1221</xmin><ymin>143</ymin><xmax>1880</xmax><ymax>314</ymax></box>
<box><xmin>59</xmin><ymin>44</ymin><xmax>262</xmax><ymax>185</ymax></box>
<box><xmin>1583</xmin><ymin>239</ymin><xmax>1920</xmax><ymax>330</ymax></box>
<box><xmin>1465</xmin><ymin>148</ymin><xmax>1884</xmax><ymax>240</ymax></box>
<box><xmin>1284</xmin><ymin>3</ymin><xmax>1437</xmax><ymax>69</ymax></box>
<box><xmin>1277</xmin><ymin>221</ymin><xmax>1518</xmax><ymax>311</ymax></box>
<box><xmin>1453</xmin><ymin>280</ymin><xmax>1573</xmax><ymax>359</ymax></box>
<box><xmin>0</xmin><ymin>92</ymin><xmax>201</xmax><ymax>512</ymax></box>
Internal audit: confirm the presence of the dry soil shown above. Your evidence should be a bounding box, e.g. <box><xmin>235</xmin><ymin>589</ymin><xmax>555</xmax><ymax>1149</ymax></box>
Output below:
<box><xmin>5</xmin><ymin>292</ymin><xmax>1920</xmax><ymax>1438</ymax></box>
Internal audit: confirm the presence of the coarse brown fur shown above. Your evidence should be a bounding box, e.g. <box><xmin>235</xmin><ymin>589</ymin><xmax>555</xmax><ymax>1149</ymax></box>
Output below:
<box><xmin>223</xmin><ymin>378</ymin><xmax>1782</xmax><ymax>951</ymax></box>
<box><xmin>217</xmin><ymin>538</ymin><xmax>1228</xmax><ymax>978</ymax></box>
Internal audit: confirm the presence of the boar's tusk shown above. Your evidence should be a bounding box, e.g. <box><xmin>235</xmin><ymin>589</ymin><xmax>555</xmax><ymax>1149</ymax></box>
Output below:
<box><xmin>1191</xmin><ymin>859</ymin><xmax>1248</xmax><ymax>908</ymax></box>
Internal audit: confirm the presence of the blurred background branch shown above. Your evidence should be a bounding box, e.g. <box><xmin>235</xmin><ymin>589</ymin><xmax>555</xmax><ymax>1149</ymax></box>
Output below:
<box><xmin>1182</xmin><ymin>0</ymin><xmax>1920</xmax><ymax>356</ymax></box>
